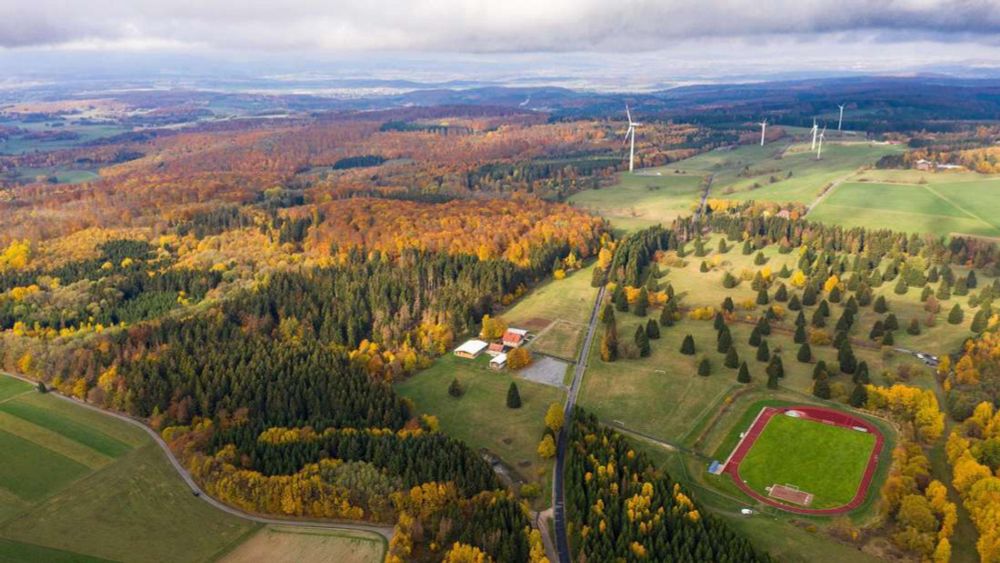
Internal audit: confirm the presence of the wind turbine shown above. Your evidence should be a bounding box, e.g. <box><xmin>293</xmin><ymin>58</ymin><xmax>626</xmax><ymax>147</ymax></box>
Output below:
<box><xmin>816</xmin><ymin>126</ymin><xmax>827</xmax><ymax>160</ymax></box>
<box><xmin>810</xmin><ymin>119</ymin><xmax>818</xmax><ymax>151</ymax></box>
<box><xmin>759</xmin><ymin>119</ymin><xmax>767</xmax><ymax>146</ymax></box>
<box><xmin>624</xmin><ymin>105</ymin><xmax>641</xmax><ymax>173</ymax></box>
<box><xmin>837</xmin><ymin>104</ymin><xmax>846</xmax><ymax>131</ymax></box>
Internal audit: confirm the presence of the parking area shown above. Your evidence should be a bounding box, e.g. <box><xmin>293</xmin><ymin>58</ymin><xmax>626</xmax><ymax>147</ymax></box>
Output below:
<box><xmin>518</xmin><ymin>356</ymin><xmax>569</xmax><ymax>389</ymax></box>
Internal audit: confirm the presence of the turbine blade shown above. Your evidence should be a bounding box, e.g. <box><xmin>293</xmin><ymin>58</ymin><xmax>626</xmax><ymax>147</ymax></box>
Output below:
<box><xmin>626</xmin><ymin>104</ymin><xmax>632</xmax><ymax>124</ymax></box>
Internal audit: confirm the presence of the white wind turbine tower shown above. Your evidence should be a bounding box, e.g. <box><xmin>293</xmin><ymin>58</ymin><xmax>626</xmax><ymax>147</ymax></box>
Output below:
<box><xmin>816</xmin><ymin>126</ymin><xmax>827</xmax><ymax>160</ymax></box>
<box><xmin>837</xmin><ymin>104</ymin><xmax>846</xmax><ymax>131</ymax></box>
<box><xmin>759</xmin><ymin>119</ymin><xmax>767</xmax><ymax>146</ymax></box>
<box><xmin>811</xmin><ymin>119</ymin><xmax>819</xmax><ymax>151</ymax></box>
<box><xmin>624</xmin><ymin>105</ymin><xmax>642</xmax><ymax>172</ymax></box>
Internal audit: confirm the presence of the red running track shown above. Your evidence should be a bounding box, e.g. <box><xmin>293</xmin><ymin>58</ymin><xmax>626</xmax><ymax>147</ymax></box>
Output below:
<box><xmin>723</xmin><ymin>405</ymin><xmax>884</xmax><ymax>515</ymax></box>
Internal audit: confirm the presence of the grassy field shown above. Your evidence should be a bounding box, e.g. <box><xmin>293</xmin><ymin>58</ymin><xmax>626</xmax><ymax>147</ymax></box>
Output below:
<box><xmin>569</xmin><ymin>140</ymin><xmax>901</xmax><ymax>235</ymax></box>
<box><xmin>738</xmin><ymin>413</ymin><xmax>876</xmax><ymax>509</ymax></box>
<box><xmin>809</xmin><ymin>170</ymin><xmax>1000</xmax><ymax>238</ymax></box>
<box><xmin>221</xmin><ymin>526</ymin><xmax>386</xmax><ymax>563</ymax></box>
<box><xmin>503</xmin><ymin>262</ymin><xmax>600</xmax><ymax>360</ymax></box>
<box><xmin>569</xmin><ymin>172</ymin><xmax>703</xmax><ymax>233</ymax></box>
<box><xmin>395</xmin><ymin>354</ymin><xmax>564</xmax><ymax>498</ymax></box>
<box><xmin>0</xmin><ymin>374</ymin><xmax>259</xmax><ymax>562</ymax></box>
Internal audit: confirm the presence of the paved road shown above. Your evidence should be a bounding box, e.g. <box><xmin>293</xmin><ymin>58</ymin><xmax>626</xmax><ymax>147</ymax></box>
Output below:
<box><xmin>1</xmin><ymin>371</ymin><xmax>395</xmax><ymax>541</ymax></box>
<box><xmin>552</xmin><ymin>285</ymin><xmax>605</xmax><ymax>563</ymax></box>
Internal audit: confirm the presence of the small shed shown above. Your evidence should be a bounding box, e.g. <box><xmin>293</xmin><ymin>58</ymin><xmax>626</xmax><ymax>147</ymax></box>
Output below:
<box><xmin>454</xmin><ymin>339</ymin><xmax>488</xmax><ymax>359</ymax></box>
<box><xmin>486</xmin><ymin>342</ymin><xmax>506</xmax><ymax>356</ymax></box>
<box><xmin>489</xmin><ymin>353</ymin><xmax>508</xmax><ymax>370</ymax></box>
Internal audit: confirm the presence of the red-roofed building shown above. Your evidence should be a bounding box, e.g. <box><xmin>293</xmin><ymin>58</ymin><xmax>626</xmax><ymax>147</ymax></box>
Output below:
<box><xmin>502</xmin><ymin>328</ymin><xmax>528</xmax><ymax>348</ymax></box>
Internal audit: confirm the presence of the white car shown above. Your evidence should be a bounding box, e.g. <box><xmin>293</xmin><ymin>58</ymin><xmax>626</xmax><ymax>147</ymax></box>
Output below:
<box><xmin>740</xmin><ymin>508</ymin><xmax>754</xmax><ymax>516</ymax></box>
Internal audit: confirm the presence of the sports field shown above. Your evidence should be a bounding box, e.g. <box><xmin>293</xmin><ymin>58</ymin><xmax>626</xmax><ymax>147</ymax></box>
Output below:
<box><xmin>0</xmin><ymin>374</ymin><xmax>257</xmax><ymax>562</ymax></box>
<box><xmin>731</xmin><ymin>408</ymin><xmax>879</xmax><ymax>511</ymax></box>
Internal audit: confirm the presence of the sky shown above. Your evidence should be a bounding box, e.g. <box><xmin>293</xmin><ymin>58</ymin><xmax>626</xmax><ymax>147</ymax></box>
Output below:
<box><xmin>2</xmin><ymin>1</ymin><xmax>999</xmax><ymax>88</ymax></box>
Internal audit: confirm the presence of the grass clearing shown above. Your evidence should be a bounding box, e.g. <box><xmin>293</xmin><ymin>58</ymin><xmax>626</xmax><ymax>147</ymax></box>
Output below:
<box><xmin>221</xmin><ymin>526</ymin><xmax>386</xmax><ymax>563</ymax></box>
<box><xmin>737</xmin><ymin>414</ymin><xmax>876</xmax><ymax>509</ymax></box>
<box><xmin>396</xmin><ymin>354</ymin><xmax>564</xmax><ymax>498</ymax></box>
<box><xmin>0</xmin><ymin>411</ymin><xmax>112</xmax><ymax>470</ymax></box>
<box><xmin>0</xmin><ymin>377</ymin><xmax>31</xmax><ymax>402</ymax></box>
<box><xmin>530</xmin><ymin>320</ymin><xmax>586</xmax><ymax>360</ymax></box>
<box><xmin>570</xmin><ymin>172</ymin><xmax>703</xmax><ymax>232</ymax></box>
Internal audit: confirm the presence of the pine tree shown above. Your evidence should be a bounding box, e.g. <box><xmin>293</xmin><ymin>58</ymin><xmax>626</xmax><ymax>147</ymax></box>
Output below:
<box><xmin>742</xmin><ymin>240</ymin><xmax>752</xmax><ymax>255</ymax></box>
<box><xmin>717</xmin><ymin>330</ymin><xmax>733</xmax><ymax>353</ymax></box>
<box><xmin>774</xmin><ymin>284</ymin><xmax>788</xmax><ymax>302</ymax></box>
<box><xmin>829</xmin><ymin>285</ymin><xmax>842</xmax><ymax>303</ymax></box>
<box><xmin>813</xmin><ymin>360</ymin><xmax>828</xmax><ymax>380</ymax></box>
<box><xmin>754</xmin><ymin>252</ymin><xmax>767</xmax><ymax>265</ymax></box>
<box><xmin>722</xmin><ymin>271</ymin><xmax>738</xmax><ymax>288</ymax></box>
<box><xmin>601</xmin><ymin>302</ymin><xmax>616</xmax><ymax>325</ymax></box>
<box><xmin>614</xmin><ymin>287</ymin><xmax>629</xmax><ymax>312</ymax></box>
<box><xmin>907</xmin><ymin>318</ymin><xmax>922</xmax><ymax>335</ymax></box>
<box><xmin>756</xmin><ymin>288</ymin><xmax>769</xmax><ymax>305</ymax></box>
<box><xmin>737</xmin><ymin>361</ymin><xmax>751</xmax><ymax>383</ymax></box>
<box><xmin>968</xmin><ymin>270</ymin><xmax>978</xmax><ymax>288</ymax></box>
<box><xmin>724</xmin><ymin>346</ymin><xmax>739</xmax><ymax>368</ymax></box>
<box><xmin>756</xmin><ymin>340</ymin><xmax>770</xmax><ymax>362</ymax></box>
<box><xmin>948</xmin><ymin>304</ymin><xmax>964</xmax><ymax>325</ymax></box>
<box><xmin>713</xmin><ymin>312</ymin><xmax>726</xmax><ymax>331</ymax></box>
<box><xmin>869</xmin><ymin>320</ymin><xmax>885</xmax><ymax>340</ymax></box>
<box><xmin>797</xmin><ymin>342</ymin><xmax>812</xmax><ymax>363</ymax></box>
<box><xmin>449</xmin><ymin>378</ymin><xmax>464</xmax><ymax>398</ymax></box>
<box><xmin>721</xmin><ymin>296</ymin><xmax>734</xmax><ymax>312</ymax></box>
<box><xmin>817</xmin><ymin>299</ymin><xmax>830</xmax><ymax>317</ymax></box>
<box><xmin>635</xmin><ymin>325</ymin><xmax>651</xmax><ymax>357</ymax></box>
<box><xmin>884</xmin><ymin>313</ymin><xmax>899</xmax><ymax>331</ymax></box>
<box><xmin>882</xmin><ymin>330</ymin><xmax>894</xmax><ymax>346</ymax></box>
<box><xmin>645</xmin><ymin>318</ymin><xmax>660</xmax><ymax>339</ymax></box>
<box><xmin>700</xmin><ymin>261</ymin><xmax>709</xmax><ymax>272</ymax></box>
<box><xmin>874</xmin><ymin>295</ymin><xmax>888</xmax><ymax>313</ymax></box>
<box><xmin>813</xmin><ymin>373</ymin><xmax>831</xmax><ymax>399</ymax></box>
<box><xmin>748</xmin><ymin>326</ymin><xmax>762</xmax><ymax>347</ymax></box>
<box><xmin>658</xmin><ymin>302</ymin><xmax>674</xmax><ymax>327</ymax></box>
<box><xmin>937</xmin><ymin>282</ymin><xmax>951</xmax><ymax>301</ymax></box>
<box><xmin>794</xmin><ymin>310</ymin><xmax>806</xmax><ymax>327</ymax></box>
<box><xmin>849</xmin><ymin>383</ymin><xmax>868</xmax><ymax>407</ymax></box>
<box><xmin>757</xmin><ymin>316</ymin><xmax>771</xmax><ymax>336</ymax></box>
<box><xmin>838</xmin><ymin>341</ymin><xmax>857</xmax><ymax>374</ymax></box>
<box><xmin>894</xmin><ymin>277</ymin><xmax>908</xmax><ymax>295</ymax></box>
<box><xmin>788</xmin><ymin>294</ymin><xmax>802</xmax><ymax>310</ymax></box>
<box><xmin>802</xmin><ymin>285</ymin><xmax>817</xmax><ymax>306</ymax></box>
<box><xmin>767</xmin><ymin>367</ymin><xmax>780</xmax><ymax>390</ymax></box>
<box><xmin>717</xmin><ymin>238</ymin><xmax>728</xmax><ymax>253</ymax></box>
<box><xmin>507</xmin><ymin>382</ymin><xmax>522</xmax><ymax>408</ymax></box>
<box><xmin>632</xmin><ymin>288</ymin><xmax>649</xmax><ymax>317</ymax></box>
<box><xmin>698</xmin><ymin>356</ymin><xmax>711</xmax><ymax>376</ymax></box>
<box><xmin>601</xmin><ymin>323</ymin><xmax>618</xmax><ymax>362</ymax></box>
<box><xmin>811</xmin><ymin>308</ymin><xmax>826</xmax><ymax>327</ymax></box>
<box><xmin>680</xmin><ymin>334</ymin><xmax>696</xmax><ymax>355</ymax></box>
<box><xmin>853</xmin><ymin>361</ymin><xmax>870</xmax><ymax>384</ymax></box>
<box><xmin>591</xmin><ymin>266</ymin><xmax>607</xmax><ymax>288</ymax></box>
<box><xmin>793</xmin><ymin>324</ymin><xmax>807</xmax><ymax>344</ymax></box>
<box><xmin>971</xmin><ymin>310</ymin><xmax>988</xmax><ymax>333</ymax></box>
<box><xmin>766</xmin><ymin>354</ymin><xmax>784</xmax><ymax>379</ymax></box>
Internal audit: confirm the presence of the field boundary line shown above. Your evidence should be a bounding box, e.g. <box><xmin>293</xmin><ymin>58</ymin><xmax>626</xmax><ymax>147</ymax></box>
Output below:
<box><xmin>921</xmin><ymin>183</ymin><xmax>1000</xmax><ymax>231</ymax></box>
<box><xmin>0</xmin><ymin>389</ymin><xmax>33</xmax><ymax>405</ymax></box>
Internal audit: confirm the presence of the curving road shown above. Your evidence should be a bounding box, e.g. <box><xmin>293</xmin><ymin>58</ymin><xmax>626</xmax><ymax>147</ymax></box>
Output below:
<box><xmin>1</xmin><ymin>371</ymin><xmax>395</xmax><ymax>541</ymax></box>
<box><xmin>552</xmin><ymin>285</ymin><xmax>605</xmax><ymax>563</ymax></box>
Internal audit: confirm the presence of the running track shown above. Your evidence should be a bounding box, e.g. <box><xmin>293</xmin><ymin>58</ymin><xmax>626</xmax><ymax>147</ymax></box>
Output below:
<box><xmin>723</xmin><ymin>405</ymin><xmax>884</xmax><ymax>516</ymax></box>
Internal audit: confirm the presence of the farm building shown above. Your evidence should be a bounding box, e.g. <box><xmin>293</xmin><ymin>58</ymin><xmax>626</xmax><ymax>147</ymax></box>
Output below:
<box><xmin>502</xmin><ymin>328</ymin><xmax>528</xmax><ymax>348</ymax></box>
<box><xmin>489</xmin><ymin>353</ymin><xmax>508</xmax><ymax>370</ymax></box>
<box><xmin>454</xmin><ymin>339</ymin><xmax>488</xmax><ymax>359</ymax></box>
<box><xmin>486</xmin><ymin>342</ymin><xmax>506</xmax><ymax>356</ymax></box>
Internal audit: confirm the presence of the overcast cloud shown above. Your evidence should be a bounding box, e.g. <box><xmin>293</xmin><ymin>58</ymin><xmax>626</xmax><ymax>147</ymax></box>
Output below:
<box><xmin>1</xmin><ymin>0</ymin><xmax>998</xmax><ymax>52</ymax></box>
